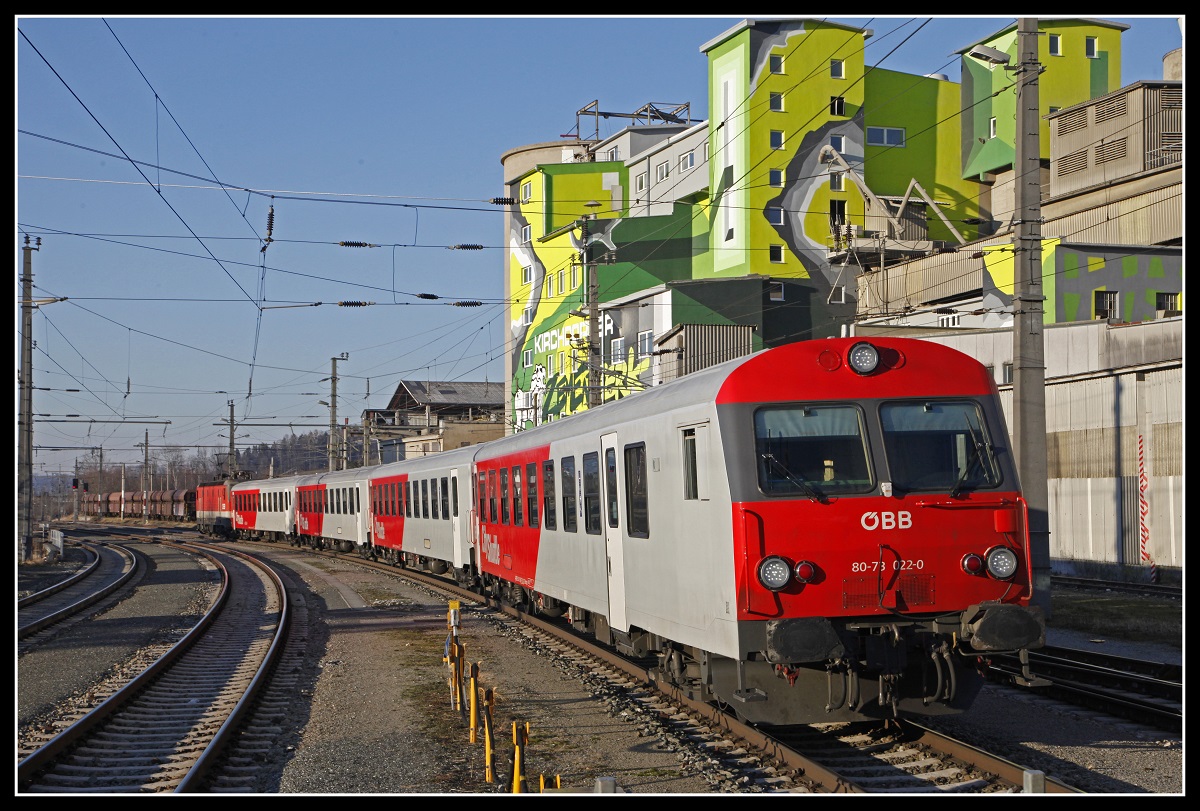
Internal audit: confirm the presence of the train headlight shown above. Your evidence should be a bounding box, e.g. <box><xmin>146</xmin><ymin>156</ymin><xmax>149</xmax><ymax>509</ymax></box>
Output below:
<box><xmin>985</xmin><ymin>546</ymin><xmax>1019</xmax><ymax>579</ymax></box>
<box><xmin>847</xmin><ymin>342</ymin><xmax>880</xmax><ymax>375</ymax></box>
<box><xmin>757</xmin><ymin>556</ymin><xmax>793</xmax><ymax>591</ymax></box>
<box><xmin>961</xmin><ymin>553</ymin><xmax>985</xmax><ymax>575</ymax></box>
<box><xmin>793</xmin><ymin>560</ymin><xmax>818</xmax><ymax>584</ymax></box>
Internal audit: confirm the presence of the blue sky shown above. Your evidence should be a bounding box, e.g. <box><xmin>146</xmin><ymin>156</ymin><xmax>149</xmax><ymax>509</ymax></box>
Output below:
<box><xmin>16</xmin><ymin>15</ymin><xmax>1184</xmax><ymax>477</ymax></box>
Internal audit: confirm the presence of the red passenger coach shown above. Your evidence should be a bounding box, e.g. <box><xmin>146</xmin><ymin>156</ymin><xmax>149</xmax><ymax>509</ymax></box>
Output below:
<box><xmin>474</xmin><ymin>443</ymin><xmax>552</xmax><ymax>596</ymax></box>
<box><xmin>295</xmin><ymin>482</ymin><xmax>325</xmax><ymax>545</ymax></box>
<box><xmin>367</xmin><ymin>472</ymin><xmax>408</xmax><ymax>557</ymax></box>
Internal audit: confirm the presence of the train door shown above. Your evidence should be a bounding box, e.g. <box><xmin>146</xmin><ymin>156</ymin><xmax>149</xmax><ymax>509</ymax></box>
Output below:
<box><xmin>601</xmin><ymin>432</ymin><xmax>629</xmax><ymax>631</ymax></box>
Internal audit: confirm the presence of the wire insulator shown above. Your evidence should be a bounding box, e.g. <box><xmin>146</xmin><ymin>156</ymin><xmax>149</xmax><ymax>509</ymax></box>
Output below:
<box><xmin>416</xmin><ymin>292</ymin><xmax>439</xmax><ymax>300</ymax></box>
<box><xmin>490</xmin><ymin>197</ymin><xmax>516</xmax><ymax>206</ymax></box>
<box><xmin>452</xmin><ymin>300</ymin><xmax>483</xmax><ymax>307</ymax></box>
<box><xmin>337</xmin><ymin>301</ymin><xmax>374</xmax><ymax>307</ymax></box>
<box><xmin>339</xmin><ymin>240</ymin><xmax>377</xmax><ymax>248</ymax></box>
<box><xmin>448</xmin><ymin>244</ymin><xmax>484</xmax><ymax>251</ymax></box>
<box><xmin>266</xmin><ymin>205</ymin><xmax>275</xmax><ymax>236</ymax></box>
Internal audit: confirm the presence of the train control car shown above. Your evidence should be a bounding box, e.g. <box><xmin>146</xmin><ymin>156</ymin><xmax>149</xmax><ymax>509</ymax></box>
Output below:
<box><xmin>294</xmin><ymin>467</ymin><xmax>371</xmax><ymax>553</ymax></box>
<box><xmin>467</xmin><ymin>337</ymin><xmax>1044</xmax><ymax>725</ymax></box>
<box><xmin>365</xmin><ymin>446</ymin><xmax>475</xmax><ymax>582</ymax></box>
<box><xmin>196</xmin><ymin>480</ymin><xmax>234</xmax><ymax>538</ymax></box>
<box><xmin>230</xmin><ymin>475</ymin><xmax>302</xmax><ymax>542</ymax></box>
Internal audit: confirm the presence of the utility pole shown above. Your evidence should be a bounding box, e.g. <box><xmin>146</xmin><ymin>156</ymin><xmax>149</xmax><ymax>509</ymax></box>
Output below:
<box><xmin>1012</xmin><ymin>18</ymin><xmax>1052</xmax><ymax>618</ymax></box>
<box><xmin>579</xmin><ymin>201</ymin><xmax>602</xmax><ymax>409</ymax></box>
<box><xmin>18</xmin><ymin>235</ymin><xmax>41</xmax><ymax>562</ymax></box>
<box><xmin>73</xmin><ymin>458</ymin><xmax>79</xmax><ymax>521</ymax></box>
<box><xmin>227</xmin><ymin>400</ymin><xmax>237</xmax><ymax>478</ymax></box>
<box><xmin>328</xmin><ymin>353</ymin><xmax>348</xmax><ymax>470</ymax></box>
<box><xmin>142</xmin><ymin>429</ymin><xmax>150</xmax><ymax>521</ymax></box>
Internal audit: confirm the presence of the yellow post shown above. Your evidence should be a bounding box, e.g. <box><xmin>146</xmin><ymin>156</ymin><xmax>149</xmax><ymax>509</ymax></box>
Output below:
<box><xmin>469</xmin><ymin>662</ymin><xmax>480</xmax><ymax>743</ymax></box>
<box><xmin>483</xmin><ymin>688</ymin><xmax>495</xmax><ymax>783</ymax></box>
<box><xmin>539</xmin><ymin>774</ymin><xmax>545</xmax><ymax>793</ymax></box>
<box><xmin>511</xmin><ymin>721</ymin><xmax>522</xmax><ymax>793</ymax></box>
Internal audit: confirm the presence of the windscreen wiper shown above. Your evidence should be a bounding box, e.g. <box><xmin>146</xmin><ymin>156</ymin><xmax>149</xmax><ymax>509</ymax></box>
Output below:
<box><xmin>950</xmin><ymin>417</ymin><xmax>993</xmax><ymax>498</ymax></box>
<box><xmin>761</xmin><ymin>452</ymin><xmax>827</xmax><ymax>503</ymax></box>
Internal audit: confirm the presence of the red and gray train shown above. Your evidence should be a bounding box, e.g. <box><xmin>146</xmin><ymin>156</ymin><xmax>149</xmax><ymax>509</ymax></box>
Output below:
<box><xmin>194</xmin><ymin>337</ymin><xmax>1046</xmax><ymax>726</ymax></box>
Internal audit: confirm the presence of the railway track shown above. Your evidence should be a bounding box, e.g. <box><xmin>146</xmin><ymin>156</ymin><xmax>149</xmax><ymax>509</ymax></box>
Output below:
<box><xmin>229</xmin><ymin>535</ymin><xmax>1079</xmax><ymax>794</ymax></box>
<box><xmin>17</xmin><ymin>541</ymin><xmax>289</xmax><ymax>794</ymax></box>
<box><xmin>1050</xmin><ymin>575</ymin><xmax>1181</xmax><ymax>600</ymax></box>
<box><xmin>18</xmin><ymin>541</ymin><xmax>139</xmax><ymax>649</ymax></box>
<box><xmin>984</xmin><ymin>645</ymin><xmax>1182</xmax><ymax>733</ymax></box>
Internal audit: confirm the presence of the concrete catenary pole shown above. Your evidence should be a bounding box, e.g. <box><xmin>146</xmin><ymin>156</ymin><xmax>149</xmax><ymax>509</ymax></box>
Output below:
<box><xmin>1012</xmin><ymin>18</ymin><xmax>1052</xmax><ymax>618</ymax></box>
<box><xmin>18</xmin><ymin>235</ymin><xmax>40</xmax><ymax>562</ymax></box>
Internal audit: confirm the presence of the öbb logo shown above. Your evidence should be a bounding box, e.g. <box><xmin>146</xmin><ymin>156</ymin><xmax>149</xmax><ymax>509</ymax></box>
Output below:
<box><xmin>860</xmin><ymin>511</ymin><xmax>912</xmax><ymax>530</ymax></box>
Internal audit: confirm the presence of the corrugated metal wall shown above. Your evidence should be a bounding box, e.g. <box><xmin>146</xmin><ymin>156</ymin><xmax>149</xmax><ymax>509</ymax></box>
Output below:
<box><xmin>922</xmin><ymin>321</ymin><xmax>1182</xmax><ymax>572</ymax></box>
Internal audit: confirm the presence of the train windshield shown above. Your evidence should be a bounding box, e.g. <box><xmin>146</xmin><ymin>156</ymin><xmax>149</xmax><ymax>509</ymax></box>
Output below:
<box><xmin>880</xmin><ymin>400</ymin><xmax>1000</xmax><ymax>494</ymax></box>
<box><xmin>755</xmin><ymin>405</ymin><xmax>872</xmax><ymax>497</ymax></box>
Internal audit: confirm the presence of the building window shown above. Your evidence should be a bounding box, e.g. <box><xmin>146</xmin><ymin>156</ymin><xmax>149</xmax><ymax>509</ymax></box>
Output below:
<box><xmin>558</xmin><ymin>269</ymin><xmax>565</xmax><ymax>293</ymax></box>
<box><xmin>546</xmin><ymin>352</ymin><xmax>556</xmax><ymax>376</ymax></box>
<box><xmin>769</xmin><ymin>54</ymin><xmax>784</xmax><ymax>74</ymax></box>
<box><xmin>607</xmin><ymin>147</ymin><xmax>619</xmax><ymax>161</ymax></box>
<box><xmin>656</xmin><ymin>160</ymin><xmax>669</xmax><ymax>182</ymax></box>
<box><xmin>520</xmin><ymin>181</ymin><xmax>532</xmax><ymax>203</ymax></box>
<box><xmin>521</xmin><ymin>224</ymin><xmax>531</xmax><ymax>243</ymax></box>
<box><xmin>769</xmin><ymin>245</ymin><xmax>785</xmax><ymax>263</ymax></box>
<box><xmin>523</xmin><ymin>349</ymin><xmax>533</xmax><ymax>368</ymax></box>
<box><xmin>609</xmin><ymin>336</ymin><xmax>625</xmax><ymax>363</ymax></box>
<box><xmin>546</xmin><ymin>275</ymin><xmax>554</xmax><ymax>299</ymax></box>
<box><xmin>830</xmin><ymin>134</ymin><xmax>846</xmax><ymax>154</ymax></box>
<box><xmin>769</xmin><ymin>168</ymin><xmax>784</xmax><ymax>187</ymax></box>
<box><xmin>679</xmin><ymin>151</ymin><xmax>694</xmax><ymax>171</ymax></box>
<box><xmin>1048</xmin><ymin>33</ymin><xmax>1061</xmax><ymax>56</ymax></box>
<box><xmin>830</xmin><ymin>96</ymin><xmax>845</xmax><ymax>116</ymax></box>
<box><xmin>937</xmin><ymin>312</ymin><xmax>961</xmax><ymax>328</ymax></box>
<box><xmin>637</xmin><ymin>329</ymin><xmax>653</xmax><ymax>361</ymax></box>
<box><xmin>866</xmin><ymin>126</ymin><xmax>906</xmax><ymax>147</ymax></box>
<box><xmin>829</xmin><ymin>284</ymin><xmax>846</xmax><ymax>304</ymax></box>
<box><xmin>571</xmin><ymin>265</ymin><xmax>579</xmax><ymax>289</ymax></box>
<box><xmin>989</xmin><ymin>117</ymin><xmax>998</xmax><ymax>139</ymax></box>
<box><xmin>1156</xmin><ymin>292</ymin><xmax>1180</xmax><ymax>313</ymax></box>
<box><xmin>635</xmin><ymin>172</ymin><xmax>647</xmax><ymax>193</ymax></box>
<box><xmin>766</xmin><ymin>206</ymin><xmax>784</xmax><ymax>225</ymax></box>
<box><xmin>770</xmin><ymin>130</ymin><xmax>784</xmax><ymax>150</ymax></box>
<box><xmin>1095</xmin><ymin>290</ymin><xmax>1119</xmax><ymax>319</ymax></box>
<box><xmin>829</xmin><ymin>171</ymin><xmax>844</xmax><ymax>191</ymax></box>
<box><xmin>522</xmin><ymin>264</ymin><xmax>533</xmax><ymax>285</ymax></box>
<box><xmin>769</xmin><ymin>282</ymin><xmax>785</xmax><ymax>302</ymax></box>
<box><xmin>830</xmin><ymin>59</ymin><xmax>845</xmax><ymax>79</ymax></box>
<box><xmin>1002</xmin><ymin>362</ymin><xmax>1014</xmax><ymax>384</ymax></box>
<box><xmin>1049</xmin><ymin>106</ymin><xmax>1061</xmax><ymax>115</ymax></box>
<box><xmin>522</xmin><ymin>307</ymin><xmax>532</xmax><ymax>326</ymax></box>
<box><xmin>1085</xmin><ymin>36</ymin><xmax>1098</xmax><ymax>59</ymax></box>
<box><xmin>769</xmin><ymin>92</ymin><xmax>784</xmax><ymax>112</ymax></box>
